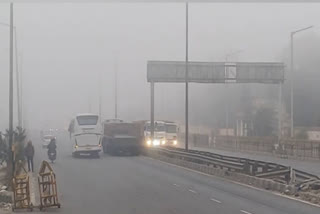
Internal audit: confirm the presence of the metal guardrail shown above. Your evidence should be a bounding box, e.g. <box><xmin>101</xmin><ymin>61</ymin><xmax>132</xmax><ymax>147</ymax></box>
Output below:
<box><xmin>150</xmin><ymin>146</ymin><xmax>320</xmax><ymax>185</ymax></box>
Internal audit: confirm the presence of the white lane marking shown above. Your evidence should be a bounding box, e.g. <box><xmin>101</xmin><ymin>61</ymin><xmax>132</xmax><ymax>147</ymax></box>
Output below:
<box><xmin>240</xmin><ymin>210</ymin><xmax>253</xmax><ymax>214</ymax></box>
<box><xmin>188</xmin><ymin>189</ymin><xmax>197</xmax><ymax>194</ymax></box>
<box><xmin>173</xmin><ymin>183</ymin><xmax>180</xmax><ymax>187</ymax></box>
<box><xmin>145</xmin><ymin>157</ymin><xmax>320</xmax><ymax>208</ymax></box>
<box><xmin>210</xmin><ymin>198</ymin><xmax>222</xmax><ymax>203</ymax></box>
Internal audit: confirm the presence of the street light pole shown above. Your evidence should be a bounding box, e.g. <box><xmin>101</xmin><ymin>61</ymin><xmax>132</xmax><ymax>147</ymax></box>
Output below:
<box><xmin>185</xmin><ymin>2</ymin><xmax>189</xmax><ymax>151</ymax></box>
<box><xmin>9</xmin><ymin>3</ymin><xmax>14</xmax><ymax>176</ymax></box>
<box><xmin>98</xmin><ymin>71</ymin><xmax>102</xmax><ymax>121</ymax></box>
<box><xmin>0</xmin><ymin>21</ymin><xmax>21</xmax><ymax>128</ymax></box>
<box><xmin>114</xmin><ymin>61</ymin><xmax>118</xmax><ymax>119</ymax></box>
<box><xmin>19</xmin><ymin>53</ymin><xmax>23</xmax><ymax>128</ymax></box>
<box><xmin>290</xmin><ymin>33</ymin><xmax>293</xmax><ymax>138</ymax></box>
<box><xmin>290</xmin><ymin>25</ymin><xmax>313</xmax><ymax>138</ymax></box>
<box><xmin>225</xmin><ymin>50</ymin><xmax>242</xmax><ymax>137</ymax></box>
<box><xmin>14</xmin><ymin>25</ymin><xmax>21</xmax><ymax>128</ymax></box>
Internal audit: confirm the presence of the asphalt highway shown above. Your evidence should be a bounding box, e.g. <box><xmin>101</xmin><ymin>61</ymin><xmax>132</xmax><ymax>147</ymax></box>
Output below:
<box><xmin>25</xmin><ymin>133</ymin><xmax>320</xmax><ymax>214</ymax></box>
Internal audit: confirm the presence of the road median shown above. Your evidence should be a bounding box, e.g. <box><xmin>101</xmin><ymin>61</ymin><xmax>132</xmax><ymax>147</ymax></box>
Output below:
<box><xmin>144</xmin><ymin>147</ymin><xmax>320</xmax><ymax>206</ymax></box>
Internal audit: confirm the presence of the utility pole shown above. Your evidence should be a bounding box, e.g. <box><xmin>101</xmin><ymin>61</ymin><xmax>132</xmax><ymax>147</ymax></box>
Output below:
<box><xmin>14</xmin><ymin>26</ymin><xmax>21</xmax><ymax>128</ymax></box>
<box><xmin>290</xmin><ymin>25</ymin><xmax>313</xmax><ymax>138</ymax></box>
<box><xmin>9</xmin><ymin>3</ymin><xmax>14</xmax><ymax>176</ymax></box>
<box><xmin>185</xmin><ymin>2</ymin><xmax>189</xmax><ymax>151</ymax></box>
<box><xmin>88</xmin><ymin>94</ymin><xmax>92</xmax><ymax>113</ymax></box>
<box><xmin>225</xmin><ymin>55</ymin><xmax>229</xmax><ymax>137</ymax></box>
<box><xmin>114</xmin><ymin>61</ymin><xmax>118</xmax><ymax>119</ymax></box>
<box><xmin>150</xmin><ymin>82</ymin><xmax>155</xmax><ymax>141</ymax></box>
<box><xmin>99</xmin><ymin>71</ymin><xmax>102</xmax><ymax>121</ymax></box>
<box><xmin>278</xmin><ymin>82</ymin><xmax>283</xmax><ymax>142</ymax></box>
<box><xmin>225</xmin><ymin>50</ymin><xmax>242</xmax><ymax>137</ymax></box>
<box><xmin>19</xmin><ymin>53</ymin><xmax>23</xmax><ymax>128</ymax></box>
<box><xmin>0</xmin><ymin>21</ymin><xmax>21</xmax><ymax>128</ymax></box>
<box><xmin>290</xmin><ymin>33</ymin><xmax>293</xmax><ymax>138</ymax></box>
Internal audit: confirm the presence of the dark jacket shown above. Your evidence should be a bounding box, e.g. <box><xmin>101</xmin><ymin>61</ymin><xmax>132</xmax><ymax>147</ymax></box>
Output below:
<box><xmin>24</xmin><ymin>144</ymin><xmax>35</xmax><ymax>158</ymax></box>
<box><xmin>47</xmin><ymin>141</ymin><xmax>57</xmax><ymax>152</ymax></box>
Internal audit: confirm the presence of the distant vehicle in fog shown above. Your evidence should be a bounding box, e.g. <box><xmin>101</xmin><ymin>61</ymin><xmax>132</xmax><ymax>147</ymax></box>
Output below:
<box><xmin>144</xmin><ymin>121</ymin><xmax>166</xmax><ymax>146</ymax></box>
<box><xmin>139</xmin><ymin>120</ymin><xmax>179</xmax><ymax>147</ymax></box>
<box><xmin>68</xmin><ymin>113</ymin><xmax>102</xmax><ymax>157</ymax></box>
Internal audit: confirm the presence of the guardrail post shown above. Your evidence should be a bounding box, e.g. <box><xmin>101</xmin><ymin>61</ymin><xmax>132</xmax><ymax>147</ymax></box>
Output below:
<box><xmin>289</xmin><ymin>167</ymin><xmax>296</xmax><ymax>184</ymax></box>
<box><xmin>262</xmin><ymin>163</ymin><xmax>269</xmax><ymax>173</ymax></box>
<box><xmin>243</xmin><ymin>160</ymin><xmax>250</xmax><ymax>174</ymax></box>
<box><xmin>252</xmin><ymin>161</ymin><xmax>258</xmax><ymax>176</ymax></box>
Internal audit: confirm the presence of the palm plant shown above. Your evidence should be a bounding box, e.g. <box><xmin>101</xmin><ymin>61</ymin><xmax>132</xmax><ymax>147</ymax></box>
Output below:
<box><xmin>13</xmin><ymin>126</ymin><xmax>27</xmax><ymax>161</ymax></box>
<box><xmin>0</xmin><ymin>132</ymin><xmax>8</xmax><ymax>165</ymax></box>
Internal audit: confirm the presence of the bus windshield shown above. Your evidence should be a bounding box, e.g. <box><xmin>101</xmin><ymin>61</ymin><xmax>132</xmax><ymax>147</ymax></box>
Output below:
<box><xmin>145</xmin><ymin>124</ymin><xmax>165</xmax><ymax>132</ymax></box>
<box><xmin>166</xmin><ymin>124</ymin><xmax>177</xmax><ymax>133</ymax></box>
<box><xmin>77</xmin><ymin>115</ymin><xmax>99</xmax><ymax>126</ymax></box>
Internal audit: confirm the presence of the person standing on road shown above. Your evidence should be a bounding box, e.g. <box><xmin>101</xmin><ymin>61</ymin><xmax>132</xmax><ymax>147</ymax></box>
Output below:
<box><xmin>24</xmin><ymin>141</ymin><xmax>35</xmax><ymax>172</ymax></box>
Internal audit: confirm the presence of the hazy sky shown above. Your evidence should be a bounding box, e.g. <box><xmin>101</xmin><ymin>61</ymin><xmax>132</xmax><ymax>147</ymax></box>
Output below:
<box><xmin>0</xmin><ymin>2</ymin><xmax>319</xmax><ymax>130</ymax></box>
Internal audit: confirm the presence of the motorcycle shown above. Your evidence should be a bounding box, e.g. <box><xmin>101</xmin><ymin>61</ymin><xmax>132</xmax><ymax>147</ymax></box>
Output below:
<box><xmin>48</xmin><ymin>150</ymin><xmax>57</xmax><ymax>163</ymax></box>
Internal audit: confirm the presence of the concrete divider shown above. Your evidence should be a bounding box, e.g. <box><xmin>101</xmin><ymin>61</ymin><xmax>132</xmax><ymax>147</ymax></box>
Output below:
<box><xmin>299</xmin><ymin>192</ymin><xmax>320</xmax><ymax>205</ymax></box>
<box><xmin>262</xmin><ymin>179</ymin><xmax>272</xmax><ymax>190</ymax></box>
<box><xmin>0</xmin><ymin>191</ymin><xmax>12</xmax><ymax>203</ymax></box>
<box><xmin>279</xmin><ymin>183</ymin><xmax>287</xmax><ymax>193</ymax></box>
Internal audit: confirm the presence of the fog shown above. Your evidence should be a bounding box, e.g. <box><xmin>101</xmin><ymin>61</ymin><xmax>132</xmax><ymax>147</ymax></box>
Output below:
<box><xmin>0</xmin><ymin>2</ymin><xmax>320</xmax><ymax>131</ymax></box>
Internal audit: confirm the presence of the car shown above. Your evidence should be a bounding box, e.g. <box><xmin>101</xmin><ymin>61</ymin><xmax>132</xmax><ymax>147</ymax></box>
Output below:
<box><xmin>42</xmin><ymin>135</ymin><xmax>56</xmax><ymax>148</ymax></box>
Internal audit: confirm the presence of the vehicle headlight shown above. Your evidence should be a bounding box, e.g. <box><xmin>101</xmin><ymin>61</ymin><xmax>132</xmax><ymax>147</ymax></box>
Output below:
<box><xmin>173</xmin><ymin>140</ymin><xmax>177</xmax><ymax>145</ymax></box>
<box><xmin>161</xmin><ymin>140</ymin><xmax>166</xmax><ymax>145</ymax></box>
<box><xmin>153</xmin><ymin>140</ymin><xmax>160</xmax><ymax>146</ymax></box>
<box><xmin>146</xmin><ymin>140</ymin><xmax>152</xmax><ymax>146</ymax></box>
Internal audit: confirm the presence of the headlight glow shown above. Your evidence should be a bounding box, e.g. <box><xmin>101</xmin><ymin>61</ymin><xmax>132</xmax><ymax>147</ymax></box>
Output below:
<box><xmin>147</xmin><ymin>140</ymin><xmax>152</xmax><ymax>146</ymax></box>
<box><xmin>153</xmin><ymin>140</ymin><xmax>160</xmax><ymax>146</ymax></box>
<box><xmin>162</xmin><ymin>140</ymin><xmax>166</xmax><ymax>145</ymax></box>
<box><xmin>173</xmin><ymin>140</ymin><xmax>177</xmax><ymax>145</ymax></box>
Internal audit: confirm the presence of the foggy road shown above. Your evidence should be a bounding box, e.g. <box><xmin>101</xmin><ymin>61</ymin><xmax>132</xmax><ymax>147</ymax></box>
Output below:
<box><xmin>25</xmin><ymin>133</ymin><xmax>320</xmax><ymax>214</ymax></box>
<box><xmin>1</xmin><ymin>2</ymin><xmax>320</xmax><ymax>214</ymax></box>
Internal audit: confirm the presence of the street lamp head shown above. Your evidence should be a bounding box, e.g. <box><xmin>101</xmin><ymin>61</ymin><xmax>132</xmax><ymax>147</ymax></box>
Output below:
<box><xmin>292</xmin><ymin>25</ymin><xmax>314</xmax><ymax>35</ymax></box>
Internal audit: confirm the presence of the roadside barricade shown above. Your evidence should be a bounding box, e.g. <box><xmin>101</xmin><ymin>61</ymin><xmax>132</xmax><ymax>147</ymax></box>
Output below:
<box><xmin>12</xmin><ymin>161</ymin><xmax>33</xmax><ymax>211</ymax></box>
<box><xmin>38</xmin><ymin>160</ymin><xmax>61</xmax><ymax>210</ymax></box>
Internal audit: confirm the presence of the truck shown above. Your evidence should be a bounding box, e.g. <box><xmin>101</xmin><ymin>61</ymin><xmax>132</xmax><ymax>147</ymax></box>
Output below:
<box><xmin>133</xmin><ymin>120</ymin><xmax>179</xmax><ymax>147</ymax></box>
<box><xmin>102</xmin><ymin>121</ymin><xmax>143</xmax><ymax>156</ymax></box>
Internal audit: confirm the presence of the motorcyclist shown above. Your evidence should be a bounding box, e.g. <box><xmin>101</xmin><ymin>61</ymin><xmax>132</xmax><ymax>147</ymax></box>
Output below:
<box><xmin>47</xmin><ymin>138</ymin><xmax>57</xmax><ymax>158</ymax></box>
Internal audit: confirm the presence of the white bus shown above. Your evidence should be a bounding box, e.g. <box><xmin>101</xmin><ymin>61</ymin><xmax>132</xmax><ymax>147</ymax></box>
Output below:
<box><xmin>144</xmin><ymin>121</ymin><xmax>166</xmax><ymax>146</ymax></box>
<box><xmin>68</xmin><ymin>113</ymin><xmax>102</xmax><ymax>157</ymax></box>
<box><xmin>144</xmin><ymin>121</ymin><xmax>178</xmax><ymax>147</ymax></box>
